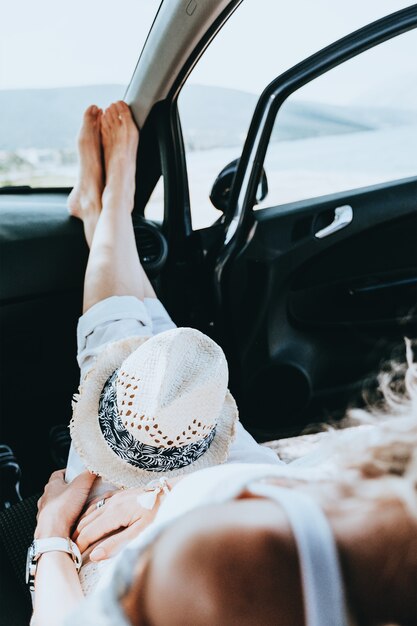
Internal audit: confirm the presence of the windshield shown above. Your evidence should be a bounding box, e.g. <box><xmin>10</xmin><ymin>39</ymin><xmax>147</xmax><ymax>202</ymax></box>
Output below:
<box><xmin>0</xmin><ymin>0</ymin><xmax>161</xmax><ymax>189</ymax></box>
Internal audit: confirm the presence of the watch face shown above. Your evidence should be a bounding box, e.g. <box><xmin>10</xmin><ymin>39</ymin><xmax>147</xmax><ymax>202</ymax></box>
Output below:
<box><xmin>25</xmin><ymin>542</ymin><xmax>34</xmax><ymax>584</ymax></box>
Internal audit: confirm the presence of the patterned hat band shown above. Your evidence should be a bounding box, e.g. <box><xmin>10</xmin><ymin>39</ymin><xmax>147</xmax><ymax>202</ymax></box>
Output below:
<box><xmin>98</xmin><ymin>369</ymin><xmax>217</xmax><ymax>472</ymax></box>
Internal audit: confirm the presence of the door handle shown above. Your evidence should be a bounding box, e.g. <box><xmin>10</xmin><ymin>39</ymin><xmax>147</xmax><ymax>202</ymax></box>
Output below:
<box><xmin>314</xmin><ymin>205</ymin><xmax>353</xmax><ymax>239</ymax></box>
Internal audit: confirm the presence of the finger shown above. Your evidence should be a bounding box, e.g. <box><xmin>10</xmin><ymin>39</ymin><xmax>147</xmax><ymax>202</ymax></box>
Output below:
<box><xmin>72</xmin><ymin>506</ymin><xmax>105</xmax><ymax>542</ymax></box>
<box><xmin>72</xmin><ymin>492</ymin><xmax>119</xmax><ymax>540</ymax></box>
<box><xmin>36</xmin><ymin>496</ymin><xmax>43</xmax><ymax>521</ymax></box>
<box><xmin>69</xmin><ymin>470</ymin><xmax>97</xmax><ymax>492</ymax></box>
<box><xmin>49</xmin><ymin>469</ymin><xmax>66</xmax><ymax>482</ymax></box>
<box><xmin>67</xmin><ymin>471</ymin><xmax>98</xmax><ymax>522</ymax></box>
<box><xmin>90</xmin><ymin>520</ymin><xmax>143</xmax><ymax>561</ymax></box>
<box><xmin>79</xmin><ymin>491</ymin><xmax>118</xmax><ymax>520</ymax></box>
<box><xmin>76</xmin><ymin>511</ymin><xmax>126</xmax><ymax>554</ymax></box>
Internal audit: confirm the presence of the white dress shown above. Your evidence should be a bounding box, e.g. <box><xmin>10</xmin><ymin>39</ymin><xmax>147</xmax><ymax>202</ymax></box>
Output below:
<box><xmin>65</xmin><ymin>295</ymin><xmax>283</xmax><ymax>594</ymax></box>
<box><xmin>67</xmin><ymin>462</ymin><xmax>350</xmax><ymax>626</ymax></box>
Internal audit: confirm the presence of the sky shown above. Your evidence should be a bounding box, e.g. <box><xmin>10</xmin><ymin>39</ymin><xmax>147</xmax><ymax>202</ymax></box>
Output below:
<box><xmin>0</xmin><ymin>0</ymin><xmax>161</xmax><ymax>89</ymax></box>
<box><xmin>0</xmin><ymin>0</ymin><xmax>416</xmax><ymax>105</ymax></box>
<box><xmin>191</xmin><ymin>0</ymin><xmax>417</xmax><ymax>105</ymax></box>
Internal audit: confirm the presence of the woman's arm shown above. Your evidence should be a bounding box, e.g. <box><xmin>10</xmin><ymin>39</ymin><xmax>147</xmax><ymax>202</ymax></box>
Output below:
<box><xmin>30</xmin><ymin>470</ymin><xmax>97</xmax><ymax>626</ymax></box>
<box><xmin>31</xmin><ymin>553</ymin><xmax>84</xmax><ymax>626</ymax></box>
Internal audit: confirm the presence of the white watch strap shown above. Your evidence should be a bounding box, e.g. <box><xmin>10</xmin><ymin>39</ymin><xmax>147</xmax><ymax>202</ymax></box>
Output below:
<box><xmin>33</xmin><ymin>537</ymin><xmax>82</xmax><ymax>569</ymax></box>
<box><xmin>27</xmin><ymin>537</ymin><xmax>82</xmax><ymax>604</ymax></box>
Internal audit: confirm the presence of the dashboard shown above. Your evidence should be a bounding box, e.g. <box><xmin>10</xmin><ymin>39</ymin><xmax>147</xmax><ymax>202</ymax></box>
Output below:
<box><xmin>0</xmin><ymin>193</ymin><xmax>168</xmax><ymax>304</ymax></box>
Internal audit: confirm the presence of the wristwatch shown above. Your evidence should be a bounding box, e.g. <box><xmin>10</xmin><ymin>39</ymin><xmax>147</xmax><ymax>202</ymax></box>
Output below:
<box><xmin>26</xmin><ymin>537</ymin><xmax>82</xmax><ymax>594</ymax></box>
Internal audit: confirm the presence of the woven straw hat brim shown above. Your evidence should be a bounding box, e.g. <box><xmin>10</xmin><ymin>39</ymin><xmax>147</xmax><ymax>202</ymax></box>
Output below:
<box><xmin>70</xmin><ymin>335</ymin><xmax>238</xmax><ymax>489</ymax></box>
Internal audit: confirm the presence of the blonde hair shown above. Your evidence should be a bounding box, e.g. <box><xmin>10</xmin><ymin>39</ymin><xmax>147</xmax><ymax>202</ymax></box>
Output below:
<box><xmin>319</xmin><ymin>338</ymin><xmax>417</xmax><ymax>517</ymax></box>
<box><xmin>349</xmin><ymin>337</ymin><xmax>417</xmax><ymax>422</ymax></box>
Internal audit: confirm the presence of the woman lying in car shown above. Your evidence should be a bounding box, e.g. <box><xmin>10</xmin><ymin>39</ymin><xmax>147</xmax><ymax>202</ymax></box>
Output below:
<box><xmin>2</xmin><ymin>103</ymin><xmax>416</xmax><ymax>626</ymax></box>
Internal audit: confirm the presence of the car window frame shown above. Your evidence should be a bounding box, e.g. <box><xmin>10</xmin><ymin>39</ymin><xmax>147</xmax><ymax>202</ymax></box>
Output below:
<box><xmin>218</xmin><ymin>6</ymin><xmax>417</xmax><ymax>251</ymax></box>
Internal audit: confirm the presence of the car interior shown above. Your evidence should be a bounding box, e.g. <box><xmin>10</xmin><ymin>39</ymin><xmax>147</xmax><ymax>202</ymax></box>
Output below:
<box><xmin>0</xmin><ymin>0</ymin><xmax>416</xmax><ymax>508</ymax></box>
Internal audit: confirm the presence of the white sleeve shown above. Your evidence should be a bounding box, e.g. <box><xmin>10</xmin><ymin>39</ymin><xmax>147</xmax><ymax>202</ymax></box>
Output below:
<box><xmin>144</xmin><ymin>297</ymin><xmax>177</xmax><ymax>335</ymax></box>
<box><xmin>77</xmin><ymin>296</ymin><xmax>153</xmax><ymax>381</ymax></box>
<box><xmin>77</xmin><ymin>296</ymin><xmax>176</xmax><ymax>380</ymax></box>
<box><xmin>226</xmin><ymin>423</ymin><xmax>284</xmax><ymax>466</ymax></box>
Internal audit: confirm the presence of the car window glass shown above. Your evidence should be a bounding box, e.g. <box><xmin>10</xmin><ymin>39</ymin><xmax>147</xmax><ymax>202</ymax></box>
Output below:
<box><xmin>178</xmin><ymin>0</ymin><xmax>414</xmax><ymax>230</ymax></box>
<box><xmin>144</xmin><ymin>177</ymin><xmax>164</xmax><ymax>223</ymax></box>
<box><xmin>257</xmin><ymin>29</ymin><xmax>417</xmax><ymax>210</ymax></box>
<box><xmin>0</xmin><ymin>0</ymin><xmax>161</xmax><ymax>189</ymax></box>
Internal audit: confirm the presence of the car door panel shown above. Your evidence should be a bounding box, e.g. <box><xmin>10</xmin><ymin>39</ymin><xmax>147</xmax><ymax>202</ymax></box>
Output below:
<box><xmin>225</xmin><ymin>177</ymin><xmax>416</xmax><ymax>438</ymax></box>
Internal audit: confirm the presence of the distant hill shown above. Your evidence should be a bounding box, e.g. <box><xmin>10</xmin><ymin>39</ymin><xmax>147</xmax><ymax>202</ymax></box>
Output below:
<box><xmin>0</xmin><ymin>85</ymin><xmax>124</xmax><ymax>151</ymax></box>
<box><xmin>0</xmin><ymin>83</ymin><xmax>415</xmax><ymax>152</ymax></box>
<box><xmin>355</xmin><ymin>72</ymin><xmax>417</xmax><ymax>111</ymax></box>
<box><xmin>272</xmin><ymin>98</ymin><xmax>415</xmax><ymax>142</ymax></box>
<box><xmin>180</xmin><ymin>85</ymin><xmax>415</xmax><ymax>147</ymax></box>
<box><xmin>178</xmin><ymin>85</ymin><xmax>258</xmax><ymax>149</ymax></box>
<box><xmin>178</xmin><ymin>85</ymin><xmax>373</xmax><ymax>147</ymax></box>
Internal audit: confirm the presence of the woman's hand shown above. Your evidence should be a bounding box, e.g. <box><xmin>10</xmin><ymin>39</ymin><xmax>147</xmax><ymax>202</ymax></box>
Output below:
<box><xmin>35</xmin><ymin>469</ymin><xmax>97</xmax><ymax>539</ymax></box>
<box><xmin>72</xmin><ymin>487</ymin><xmax>159</xmax><ymax>560</ymax></box>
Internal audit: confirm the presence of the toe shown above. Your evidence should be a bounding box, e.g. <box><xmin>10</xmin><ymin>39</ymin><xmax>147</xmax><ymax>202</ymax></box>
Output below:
<box><xmin>101</xmin><ymin>112</ymin><xmax>110</xmax><ymax>133</ymax></box>
<box><xmin>94</xmin><ymin>108</ymin><xmax>103</xmax><ymax>125</ymax></box>
<box><xmin>121</xmin><ymin>101</ymin><xmax>134</xmax><ymax>118</ymax></box>
<box><xmin>103</xmin><ymin>107</ymin><xmax>112</xmax><ymax>125</ymax></box>
<box><xmin>85</xmin><ymin>104</ymin><xmax>98</xmax><ymax>118</ymax></box>
<box><xmin>106</xmin><ymin>103</ymin><xmax>119</xmax><ymax>123</ymax></box>
<box><xmin>114</xmin><ymin>100</ymin><xmax>126</xmax><ymax>113</ymax></box>
<box><xmin>114</xmin><ymin>101</ymin><xmax>124</xmax><ymax>116</ymax></box>
<box><xmin>114</xmin><ymin>101</ymin><xmax>130</xmax><ymax>123</ymax></box>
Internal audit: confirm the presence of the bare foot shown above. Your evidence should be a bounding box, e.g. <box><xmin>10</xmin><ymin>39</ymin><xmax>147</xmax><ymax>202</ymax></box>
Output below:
<box><xmin>101</xmin><ymin>101</ymin><xmax>139</xmax><ymax>210</ymax></box>
<box><xmin>67</xmin><ymin>105</ymin><xmax>104</xmax><ymax>224</ymax></box>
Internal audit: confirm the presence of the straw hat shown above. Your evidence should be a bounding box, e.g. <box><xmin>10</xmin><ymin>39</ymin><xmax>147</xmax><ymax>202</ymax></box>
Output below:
<box><xmin>70</xmin><ymin>328</ymin><xmax>238</xmax><ymax>488</ymax></box>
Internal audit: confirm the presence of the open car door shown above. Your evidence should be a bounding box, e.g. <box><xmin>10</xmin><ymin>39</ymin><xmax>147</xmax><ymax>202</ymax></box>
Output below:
<box><xmin>207</xmin><ymin>7</ymin><xmax>417</xmax><ymax>439</ymax></box>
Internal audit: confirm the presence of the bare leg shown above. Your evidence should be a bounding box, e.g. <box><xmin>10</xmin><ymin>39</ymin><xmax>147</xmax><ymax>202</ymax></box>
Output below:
<box><xmin>82</xmin><ymin>101</ymin><xmax>156</xmax><ymax>313</ymax></box>
<box><xmin>67</xmin><ymin>105</ymin><xmax>104</xmax><ymax>248</ymax></box>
